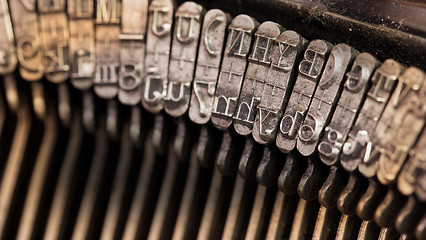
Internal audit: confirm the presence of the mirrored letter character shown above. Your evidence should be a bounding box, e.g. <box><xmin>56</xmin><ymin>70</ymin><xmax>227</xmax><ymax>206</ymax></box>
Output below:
<box><xmin>233</xmin><ymin>21</ymin><xmax>282</xmax><ymax>136</ymax></box>
<box><xmin>376</xmin><ymin>67</ymin><xmax>426</xmax><ymax>185</ymax></box>
<box><xmin>9</xmin><ymin>0</ymin><xmax>44</xmax><ymax>81</ymax></box>
<box><xmin>276</xmin><ymin>39</ymin><xmax>332</xmax><ymax>153</ymax></box>
<box><xmin>318</xmin><ymin>52</ymin><xmax>378</xmax><ymax>165</ymax></box>
<box><xmin>189</xmin><ymin>9</ymin><xmax>230</xmax><ymax>124</ymax></box>
<box><xmin>118</xmin><ymin>0</ymin><xmax>148</xmax><ymax>105</ymax></box>
<box><xmin>252</xmin><ymin>30</ymin><xmax>306</xmax><ymax>144</ymax></box>
<box><xmin>165</xmin><ymin>2</ymin><xmax>205</xmax><ymax>117</ymax></box>
<box><xmin>142</xmin><ymin>0</ymin><xmax>174</xmax><ymax>113</ymax></box>
<box><xmin>341</xmin><ymin>59</ymin><xmax>404</xmax><ymax>174</ymax></box>
<box><xmin>211</xmin><ymin>14</ymin><xmax>258</xmax><ymax>130</ymax></box>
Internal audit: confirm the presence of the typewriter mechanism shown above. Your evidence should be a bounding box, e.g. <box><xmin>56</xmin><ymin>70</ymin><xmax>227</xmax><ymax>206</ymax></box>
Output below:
<box><xmin>0</xmin><ymin>0</ymin><xmax>425</xmax><ymax>239</ymax></box>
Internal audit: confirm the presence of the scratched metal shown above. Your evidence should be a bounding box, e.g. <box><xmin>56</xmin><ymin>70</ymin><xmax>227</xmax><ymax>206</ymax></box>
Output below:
<box><xmin>93</xmin><ymin>0</ymin><xmax>121</xmax><ymax>99</ymax></box>
<box><xmin>341</xmin><ymin>59</ymin><xmax>404</xmax><ymax>174</ymax></box>
<box><xmin>398</xmin><ymin>128</ymin><xmax>426</xmax><ymax>201</ymax></box>
<box><xmin>118</xmin><ymin>0</ymin><xmax>148</xmax><ymax>105</ymax></box>
<box><xmin>297</xmin><ymin>43</ymin><xmax>358</xmax><ymax>156</ymax></box>
<box><xmin>68</xmin><ymin>0</ymin><xmax>95</xmax><ymax>90</ymax></box>
<box><xmin>9</xmin><ymin>0</ymin><xmax>44</xmax><ymax>81</ymax></box>
<box><xmin>38</xmin><ymin>0</ymin><xmax>70</xmax><ymax>83</ymax></box>
<box><xmin>165</xmin><ymin>2</ymin><xmax>204</xmax><ymax>117</ymax></box>
<box><xmin>0</xmin><ymin>0</ymin><xmax>17</xmax><ymax>75</ymax></box>
<box><xmin>211</xmin><ymin>14</ymin><xmax>259</xmax><ymax>130</ymax></box>
<box><xmin>252</xmin><ymin>30</ymin><xmax>306</xmax><ymax>145</ymax></box>
<box><xmin>232</xmin><ymin>21</ymin><xmax>282</xmax><ymax>136</ymax></box>
<box><xmin>142</xmin><ymin>0</ymin><xmax>174</xmax><ymax>113</ymax></box>
<box><xmin>357</xmin><ymin>60</ymin><xmax>407</xmax><ymax>177</ymax></box>
<box><xmin>189</xmin><ymin>9</ymin><xmax>230</xmax><ymax>124</ymax></box>
<box><xmin>374</xmin><ymin>67</ymin><xmax>425</xmax><ymax>185</ymax></box>
<box><xmin>318</xmin><ymin>53</ymin><xmax>378</xmax><ymax>165</ymax></box>
<box><xmin>276</xmin><ymin>39</ymin><xmax>332</xmax><ymax>153</ymax></box>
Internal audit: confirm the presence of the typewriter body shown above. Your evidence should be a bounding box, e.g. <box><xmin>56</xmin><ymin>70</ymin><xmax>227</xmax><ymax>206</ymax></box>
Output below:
<box><xmin>0</xmin><ymin>0</ymin><xmax>425</xmax><ymax>239</ymax></box>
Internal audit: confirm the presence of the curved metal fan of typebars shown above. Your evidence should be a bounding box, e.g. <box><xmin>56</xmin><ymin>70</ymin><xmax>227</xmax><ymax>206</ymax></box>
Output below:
<box><xmin>0</xmin><ymin>0</ymin><xmax>425</xmax><ymax>239</ymax></box>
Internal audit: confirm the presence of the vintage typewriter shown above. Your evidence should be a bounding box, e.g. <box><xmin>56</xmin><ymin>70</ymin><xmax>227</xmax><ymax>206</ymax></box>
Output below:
<box><xmin>0</xmin><ymin>0</ymin><xmax>425</xmax><ymax>239</ymax></box>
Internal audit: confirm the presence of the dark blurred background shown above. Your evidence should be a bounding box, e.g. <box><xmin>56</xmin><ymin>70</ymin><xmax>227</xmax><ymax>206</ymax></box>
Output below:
<box><xmin>180</xmin><ymin>0</ymin><xmax>426</xmax><ymax>70</ymax></box>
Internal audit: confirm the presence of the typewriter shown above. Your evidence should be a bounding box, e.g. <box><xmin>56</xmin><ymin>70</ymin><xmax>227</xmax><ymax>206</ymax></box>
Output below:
<box><xmin>0</xmin><ymin>0</ymin><xmax>425</xmax><ymax>239</ymax></box>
